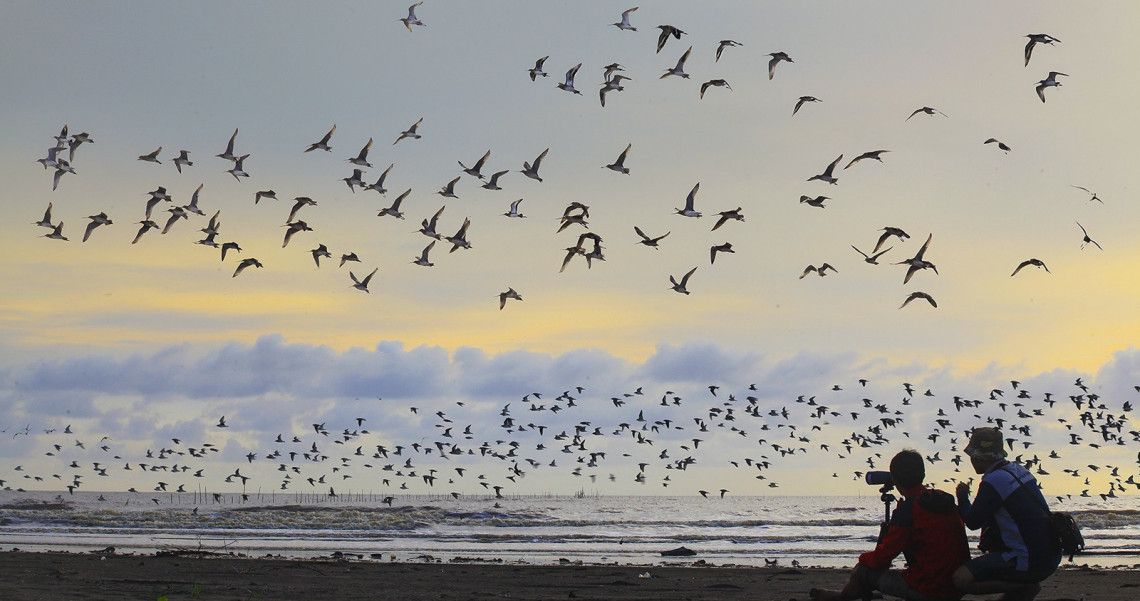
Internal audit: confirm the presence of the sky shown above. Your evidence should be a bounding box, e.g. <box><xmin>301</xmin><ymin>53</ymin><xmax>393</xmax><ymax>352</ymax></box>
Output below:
<box><xmin>2</xmin><ymin>2</ymin><xmax>1139</xmax><ymax>500</ymax></box>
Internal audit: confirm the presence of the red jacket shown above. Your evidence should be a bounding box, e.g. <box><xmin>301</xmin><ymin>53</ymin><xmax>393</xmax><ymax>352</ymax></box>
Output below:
<box><xmin>859</xmin><ymin>484</ymin><xmax>970</xmax><ymax>599</ymax></box>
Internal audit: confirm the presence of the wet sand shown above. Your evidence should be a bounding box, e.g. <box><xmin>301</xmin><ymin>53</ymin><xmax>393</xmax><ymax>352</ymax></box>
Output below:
<box><xmin>0</xmin><ymin>551</ymin><xmax>1136</xmax><ymax>601</ymax></box>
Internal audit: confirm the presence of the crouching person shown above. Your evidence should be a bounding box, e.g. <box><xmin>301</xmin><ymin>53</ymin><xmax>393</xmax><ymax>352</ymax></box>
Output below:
<box><xmin>812</xmin><ymin>450</ymin><xmax>970</xmax><ymax>601</ymax></box>
<box><xmin>954</xmin><ymin>427</ymin><xmax>1062</xmax><ymax>601</ymax></box>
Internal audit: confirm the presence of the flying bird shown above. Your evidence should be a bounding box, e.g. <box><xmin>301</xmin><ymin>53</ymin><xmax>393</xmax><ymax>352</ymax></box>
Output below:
<box><xmin>897</xmin><ymin>233</ymin><xmax>937</xmax><ymax>284</ymax></box>
<box><xmin>348</xmin><ymin>138</ymin><xmax>374</xmax><ymax>167</ymax></box>
<box><xmin>82</xmin><ymin>212</ymin><xmax>112</xmax><ymax>242</ymax></box>
<box><xmin>399</xmin><ymin>2</ymin><xmax>424</xmax><ymax>31</ymax></box>
<box><xmin>1024</xmin><ymin>33</ymin><xmax>1060</xmax><ymax>67</ymax></box>
<box><xmin>350</xmin><ymin>268</ymin><xmax>378</xmax><ymax>292</ymax></box>
<box><xmin>233</xmin><ymin>258</ymin><xmax>262</xmax><ymax>277</ymax></box>
<box><xmin>807</xmin><ymin>155</ymin><xmax>843</xmax><ymax>185</ymax></box>
<box><xmin>604</xmin><ymin>144</ymin><xmax>632</xmax><ymax>174</ymax></box>
<box><xmin>1071</xmin><ymin>185</ymin><xmax>1102</xmax><ymax>204</ymax></box>
<box><xmin>634</xmin><ymin>226</ymin><xmax>669</xmax><ymax>249</ymax></box>
<box><xmin>984</xmin><ymin>138</ymin><xmax>1011</xmax><ymax>152</ymax></box>
<box><xmin>675</xmin><ymin>183</ymin><xmax>702</xmax><ymax>218</ymax></box>
<box><xmin>899</xmin><ymin>292</ymin><xmax>937</xmax><ymax>309</ymax></box>
<box><xmin>874</xmin><ymin>227</ymin><xmax>909</xmax><ymax>253</ymax></box>
<box><xmin>503</xmin><ymin>199</ymin><xmax>526</xmax><ymax>218</ymax></box>
<box><xmin>793</xmin><ymin>96</ymin><xmax>820</xmax><ymax>115</ymax></box>
<box><xmin>459</xmin><ymin>150</ymin><xmax>491</xmax><ymax>179</ymax></box>
<box><xmin>556</xmin><ymin>63</ymin><xmax>583</xmax><ymax>94</ymax></box>
<box><xmin>612</xmin><ymin>7</ymin><xmax>638</xmax><ymax>31</ymax></box>
<box><xmin>498</xmin><ymin>287</ymin><xmax>523</xmax><ymax>310</ymax></box>
<box><xmin>852</xmin><ymin>245</ymin><xmax>891</xmax><ymax>264</ymax></box>
<box><xmin>216</xmin><ymin>128</ymin><xmax>239</xmax><ymax>161</ymax></box>
<box><xmin>799</xmin><ymin>195</ymin><xmax>829</xmax><ymax>208</ymax></box>
<box><xmin>655</xmin><ymin>25</ymin><xmax>686</xmax><ymax>53</ymax></box>
<box><xmin>1076</xmin><ymin>222</ymin><xmax>1102</xmax><ymax>250</ymax></box>
<box><xmin>1011</xmin><ymin>259</ymin><xmax>1050</xmax><ymax>276</ymax></box>
<box><xmin>661</xmin><ymin>46</ymin><xmax>692</xmax><ymax>79</ymax></box>
<box><xmin>413</xmin><ymin>241</ymin><xmax>435</xmax><ymax>267</ymax></box>
<box><xmin>304</xmin><ymin>125</ymin><xmax>336</xmax><ymax>152</ymax></box>
<box><xmin>227</xmin><ymin>154</ymin><xmax>250</xmax><ymax>181</ymax></box>
<box><xmin>800</xmin><ymin>263</ymin><xmax>837</xmax><ymax>279</ymax></box>
<box><xmin>669</xmin><ymin>267</ymin><xmax>698</xmax><ymax>295</ymax></box>
<box><xmin>716</xmin><ymin>40</ymin><xmax>742</xmax><ymax>62</ymax></box>
<box><xmin>699</xmin><ymin>79</ymin><xmax>732</xmax><ymax>98</ymax></box>
<box><xmin>378</xmin><ymin>189</ymin><xmax>411</xmax><ymax>219</ymax></box>
<box><xmin>520</xmin><ymin>148</ymin><xmax>548</xmax><ymax>181</ymax></box>
<box><xmin>1035</xmin><ymin>71</ymin><xmax>1067</xmax><ymax>103</ymax></box>
<box><xmin>767</xmin><ymin>52</ymin><xmax>793</xmax><ymax>80</ymax></box>
<box><xmin>844</xmin><ymin>150</ymin><xmax>889</xmax><ymax>169</ymax></box>
<box><xmin>710</xmin><ymin>242</ymin><xmax>735</xmax><ymax>264</ymax></box>
<box><xmin>906</xmin><ymin>106</ymin><xmax>948</xmax><ymax>121</ymax></box>
<box><xmin>137</xmin><ymin>147</ymin><xmax>162</xmax><ymax>164</ymax></box>
<box><xmin>393</xmin><ymin>119</ymin><xmax>423</xmax><ymax>145</ymax></box>
<box><xmin>528</xmin><ymin>56</ymin><xmax>549</xmax><ymax>81</ymax></box>
<box><xmin>172</xmin><ymin>150</ymin><xmax>193</xmax><ymax>173</ymax></box>
<box><xmin>711</xmin><ymin>208</ymin><xmax>744</xmax><ymax>231</ymax></box>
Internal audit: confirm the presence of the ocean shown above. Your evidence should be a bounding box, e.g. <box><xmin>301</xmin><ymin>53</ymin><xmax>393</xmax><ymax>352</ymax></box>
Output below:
<box><xmin>2</xmin><ymin>491</ymin><xmax>1139</xmax><ymax>568</ymax></box>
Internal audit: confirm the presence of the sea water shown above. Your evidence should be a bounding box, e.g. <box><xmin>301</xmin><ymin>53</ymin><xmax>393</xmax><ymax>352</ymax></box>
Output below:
<box><xmin>2</xmin><ymin>491</ymin><xmax>1138</xmax><ymax>567</ymax></box>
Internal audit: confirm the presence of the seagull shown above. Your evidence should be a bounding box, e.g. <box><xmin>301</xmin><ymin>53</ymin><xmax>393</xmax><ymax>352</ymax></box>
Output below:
<box><xmin>503</xmin><ymin>199</ymin><xmax>526</xmax><ymax>218</ymax></box>
<box><xmin>42</xmin><ymin>221</ymin><xmax>68</xmax><ymax>241</ymax></box>
<box><xmin>1011</xmin><ymin>259</ymin><xmax>1050</xmax><ymax>276</ymax></box>
<box><xmin>216</xmin><ymin>128</ymin><xmax>239</xmax><ymax>162</ymax></box>
<box><xmin>711</xmin><ymin>208</ymin><xmax>744</xmax><ymax>231</ymax></box>
<box><xmin>800</xmin><ymin>263</ymin><xmax>837</xmax><ymax>279</ymax></box>
<box><xmin>661</xmin><ymin>46</ymin><xmax>692</xmax><ymax>79</ymax></box>
<box><xmin>807</xmin><ymin>155</ymin><xmax>843</xmax><ymax>185</ymax></box>
<box><xmin>350</xmin><ymin>268</ymin><xmax>378</xmax><ymax>292</ymax></box>
<box><xmin>852</xmin><ymin>245</ymin><xmax>892</xmax><ymax>264</ymax></box>
<box><xmin>34</xmin><ymin>202</ymin><xmax>55</xmax><ymax>228</ymax></box>
<box><xmin>906</xmin><ymin>106</ymin><xmax>948</xmax><ymax>121</ymax></box>
<box><xmin>378</xmin><ymin>189</ymin><xmax>411</xmax><ymax>219</ymax></box>
<box><xmin>528</xmin><ymin>56</ymin><xmax>549</xmax><ymax>81</ymax></box>
<box><xmin>445</xmin><ymin>217</ymin><xmax>472</xmax><ymax>252</ymax></box>
<box><xmin>498</xmin><ymin>287</ymin><xmax>522</xmax><ymax>310</ymax></box>
<box><xmin>393</xmin><ymin>118</ymin><xmax>422</xmax><ymax>144</ymax></box>
<box><xmin>413</xmin><ymin>240</ymin><xmax>435</xmax><ymax>267</ymax></box>
<box><xmin>520</xmin><ymin>148</ymin><xmax>548</xmax><ymax>181</ymax></box>
<box><xmin>716</xmin><ymin>40</ymin><xmax>742</xmax><ymax>62</ymax></box>
<box><xmin>899</xmin><ymin>292</ymin><xmax>937</xmax><ymax>309</ymax></box>
<box><xmin>255</xmin><ymin>190</ymin><xmax>277</xmax><ymax>204</ymax></box>
<box><xmin>634</xmin><ymin>226</ymin><xmax>669</xmax><ymax>249</ymax></box>
<box><xmin>767</xmin><ymin>52</ymin><xmax>793</xmax><ymax>80</ymax></box>
<box><xmin>232</xmin><ymin>258</ymin><xmax>262</xmax><ymax>277</ymax></box>
<box><xmin>605</xmin><ymin>143</ymin><xmax>632</xmax><ymax>174</ymax></box>
<box><xmin>1035</xmin><ymin>71</ymin><xmax>1067</xmax><ymax>103</ymax></box>
<box><xmin>675</xmin><ymin>183</ymin><xmax>702</xmax><ymax>217</ymax></box>
<box><xmin>557</xmin><ymin>63</ymin><xmax>582</xmax><ymax>94</ymax></box>
<box><xmin>984</xmin><ymin>138</ymin><xmax>1012</xmax><ymax>152</ymax></box>
<box><xmin>655</xmin><ymin>25</ymin><xmax>686</xmax><ymax>53</ymax></box>
<box><xmin>1071</xmin><ymin>185</ymin><xmax>1102</xmax><ymax>204</ymax></box>
<box><xmin>1024</xmin><ymin>33</ymin><xmax>1060</xmax><ymax>67</ymax></box>
<box><xmin>348</xmin><ymin>138</ymin><xmax>374</xmax><ymax>167</ymax></box>
<box><xmin>83</xmin><ymin>212</ymin><xmax>112</xmax><ymax>242</ymax></box>
<box><xmin>172</xmin><ymin>150</ymin><xmax>193</xmax><ymax>173</ymax></box>
<box><xmin>669</xmin><ymin>267</ymin><xmax>697</xmax><ymax>294</ymax></box>
<box><xmin>311</xmin><ymin>243</ymin><xmax>332</xmax><ymax>268</ymax></box>
<box><xmin>845</xmin><ymin>150</ymin><xmax>889</xmax><ymax>169</ymax></box>
<box><xmin>710</xmin><ymin>242</ymin><xmax>735</xmax><ymax>264</ymax></box>
<box><xmin>132</xmin><ymin>220</ymin><xmax>159</xmax><ymax>244</ymax></box>
<box><xmin>1076</xmin><ymin>221</ymin><xmax>1102</xmax><ymax>250</ymax></box>
<box><xmin>459</xmin><ymin>150</ymin><xmax>491</xmax><ymax>179</ymax></box>
<box><xmin>304</xmin><ymin>125</ymin><xmax>336</xmax><ymax>152</ymax></box>
<box><xmin>896</xmin><ymin>233</ymin><xmax>937</xmax><ymax>283</ymax></box>
<box><xmin>399</xmin><ymin>2</ymin><xmax>424</xmax><ymax>32</ymax></box>
<box><xmin>227</xmin><ymin>154</ymin><xmax>250</xmax><ymax>181</ymax></box>
<box><xmin>799</xmin><ymin>195</ymin><xmax>829</xmax><ymax>208</ymax></box>
<box><xmin>699</xmin><ymin>78</ymin><xmax>732</xmax><ymax>98</ymax></box>
<box><xmin>437</xmin><ymin>176</ymin><xmax>461</xmax><ymax>198</ymax></box>
<box><xmin>612</xmin><ymin>7</ymin><xmax>638</xmax><ymax>31</ymax></box>
<box><xmin>137</xmin><ymin>147</ymin><xmax>162</xmax><ymax>163</ymax></box>
<box><xmin>793</xmin><ymin>96</ymin><xmax>820</xmax><ymax>115</ymax></box>
<box><xmin>874</xmin><ymin>227</ymin><xmax>909</xmax><ymax>253</ymax></box>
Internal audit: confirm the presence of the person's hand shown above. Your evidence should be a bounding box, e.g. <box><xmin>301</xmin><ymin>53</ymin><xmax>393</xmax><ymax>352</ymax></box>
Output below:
<box><xmin>956</xmin><ymin>481</ymin><xmax>970</xmax><ymax>497</ymax></box>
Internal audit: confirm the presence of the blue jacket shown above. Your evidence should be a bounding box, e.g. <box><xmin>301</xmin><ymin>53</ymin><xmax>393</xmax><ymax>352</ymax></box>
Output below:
<box><xmin>957</xmin><ymin>460</ymin><xmax>1061</xmax><ymax>575</ymax></box>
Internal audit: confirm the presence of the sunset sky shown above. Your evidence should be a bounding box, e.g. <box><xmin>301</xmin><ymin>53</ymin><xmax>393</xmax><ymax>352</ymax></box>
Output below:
<box><xmin>2</xmin><ymin>2</ymin><xmax>1139</xmax><ymax>498</ymax></box>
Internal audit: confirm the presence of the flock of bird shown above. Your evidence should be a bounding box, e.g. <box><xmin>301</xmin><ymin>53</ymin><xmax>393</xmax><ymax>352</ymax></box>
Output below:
<box><xmin>27</xmin><ymin>4</ymin><xmax>1102</xmax><ymax>313</ymax></box>
<box><xmin>3</xmin><ymin>376</ymin><xmax>1138</xmax><ymax>505</ymax></box>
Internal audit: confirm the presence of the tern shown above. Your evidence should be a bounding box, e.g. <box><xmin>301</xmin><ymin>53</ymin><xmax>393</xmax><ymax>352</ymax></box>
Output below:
<box><xmin>984</xmin><ymin>138</ymin><xmax>1011</xmax><ymax>152</ymax></box>
<box><xmin>413</xmin><ymin>240</ymin><xmax>435</xmax><ymax>267</ymax></box>
<box><xmin>675</xmin><ymin>183</ymin><xmax>702</xmax><ymax>217</ymax></box>
<box><xmin>34</xmin><ymin>202</ymin><xmax>55</xmax><ymax>228</ymax></box>
<box><xmin>138</xmin><ymin>147</ymin><xmax>162</xmax><ymax>164</ymax></box>
<box><xmin>445</xmin><ymin>217</ymin><xmax>472</xmax><ymax>252</ymax></box>
<box><xmin>1070</xmin><ymin>185</ymin><xmax>1102</xmax><ymax>204</ymax></box>
<box><xmin>378</xmin><ymin>189</ymin><xmax>411</xmax><ymax>219</ymax></box>
<box><xmin>348</xmin><ymin>138</ymin><xmax>374</xmax><ymax>167</ymax></box>
<box><xmin>845</xmin><ymin>150</ymin><xmax>889</xmax><ymax>169</ymax></box>
<box><xmin>906</xmin><ymin>106</ymin><xmax>948</xmax><ymax>121</ymax></box>
<box><xmin>498</xmin><ymin>288</ymin><xmax>522</xmax><ymax>310</ymax></box>
<box><xmin>896</xmin><ymin>233</ymin><xmax>937</xmax><ymax>283</ymax></box>
<box><xmin>437</xmin><ymin>176</ymin><xmax>460</xmax><ymax>198</ymax></box>
<box><xmin>634</xmin><ymin>226</ymin><xmax>670</xmax><ymax>248</ymax></box>
<box><xmin>613</xmin><ymin>7</ymin><xmax>638</xmax><ymax>31</ymax></box>
<box><xmin>42</xmin><ymin>221</ymin><xmax>68</xmax><ymax>241</ymax></box>
<box><xmin>503</xmin><ymin>199</ymin><xmax>526</xmax><ymax>218</ymax></box>
<box><xmin>528</xmin><ymin>56</ymin><xmax>549</xmax><ymax>81</ymax></box>
<box><xmin>173</xmin><ymin>150</ymin><xmax>193</xmax><ymax>173</ymax></box>
<box><xmin>716</xmin><ymin>40</ymin><xmax>742</xmax><ymax>62</ymax></box>
<box><xmin>366</xmin><ymin>164</ymin><xmax>394</xmax><ymax>194</ymax></box>
<box><xmin>793</xmin><ymin>96</ymin><xmax>820</xmax><ymax>115</ymax></box>
<box><xmin>605</xmin><ymin>144</ymin><xmax>632</xmax><ymax>174</ymax></box>
<box><xmin>807</xmin><ymin>155</ymin><xmax>843</xmax><ymax>185</ymax></box>
<box><xmin>669</xmin><ymin>267</ymin><xmax>697</xmax><ymax>295</ymax></box>
<box><xmin>767</xmin><ymin>52</ymin><xmax>793</xmax><ymax>80</ymax></box>
<box><xmin>393</xmin><ymin>118</ymin><xmax>422</xmax><ymax>144</ymax></box>
<box><xmin>1011</xmin><ymin>259</ymin><xmax>1050</xmax><ymax>276</ymax></box>
<box><xmin>852</xmin><ymin>245</ymin><xmax>891</xmax><ymax>264</ymax></box>
<box><xmin>399</xmin><ymin>2</ymin><xmax>424</xmax><ymax>31</ymax></box>
<box><xmin>899</xmin><ymin>292</ymin><xmax>937</xmax><ymax>309</ymax></box>
<box><xmin>350</xmin><ymin>268</ymin><xmax>378</xmax><ymax>292</ymax></box>
<box><xmin>556</xmin><ymin>63</ymin><xmax>582</xmax><ymax>94</ymax></box>
<box><xmin>1076</xmin><ymin>221</ymin><xmax>1102</xmax><ymax>250</ymax></box>
<box><xmin>699</xmin><ymin>79</ymin><xmax>732</xmax><ymax>98</ymax></box>
<box><xmin>1035</xmin><ymin>71</ymin><xmax>1067</xmax><ymax>103</ymax></box>
<box><xmin>1024</xmin><ymin>34</ymin><xmax>1060</xmax><ymax>67</ymax></box>
<box><xmin>304</xmin><ymin>125</ymin><xmax>336</xmax><ymax>152</ymax></box>
<box><xmin>459</xmin><ymin>150</ymin><xmax>491</xmax><ymax>179</ymax></box>
<box><xmin>232</xmin><ymin>258</ymin><xmax>262</xmax><ymax>277</ymax></box>
<box><xmin>661</xmin><ymin>46</ymin><xmax>692</xmax><ymax>79</ymax></box>
<box><xmin>216</xmin><ymin>128</ymin><xmax>239</xmax><ymax>161</ymax></box>
<box><xmin>419</xmin><ymin>206</ymin><xmax>445</xmax><ymax>239</ymax></box>
<box><xmin>800</xmin><ymin>264</ymin><xmax>837</xmax><ymax>279</ymax></box>
<box><xmin>655</xmin><ymin>25</ymin><xmax>686</xmax><ymax>53</ymax></box>
<box><xmin>227</xmin><ymin>154</ymin><xmax>250</xmax><ymax>181</ymax></box>
<box><xmin>81</xmin><ymin>212</ymin><xmax>112</xmax><ymax>243</ymax></box>
<box><xmin>311</xmin><ymin>243</ymin><xmax>332</xmax><ymax>268</ymax></box>
<box><xmin>710</xmin><ymin>242</ymin><xmax>735</xmax><ymax>264</ymax></box>
<box><xmin>711</xmin><ymin>208</ymin><xmax>744</xmax><ymax>231</ymax></box>
<box><xmin>520</xmin><ymin>148</ymin><xmax>548</xmax><ymax>181</ymax></box>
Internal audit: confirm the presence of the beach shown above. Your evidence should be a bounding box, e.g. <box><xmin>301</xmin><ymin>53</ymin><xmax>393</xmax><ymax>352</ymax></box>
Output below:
<box><xmin>0</xmin><ymin>551</ymin><xmax>1135</xmax><ymax>601</ymax></box>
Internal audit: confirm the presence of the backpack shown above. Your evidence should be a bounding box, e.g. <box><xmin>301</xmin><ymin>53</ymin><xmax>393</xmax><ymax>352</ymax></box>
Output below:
<box><xmin>1001</xmin><ymin>464</ymin><xmax>1084</xmax><ymax>561</ymax></box>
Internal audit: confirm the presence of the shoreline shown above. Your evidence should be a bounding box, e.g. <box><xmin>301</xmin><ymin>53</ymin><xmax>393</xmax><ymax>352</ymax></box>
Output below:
<box><xmin>1</xmin><ymin>551</ymin><xmax>1138</xmax><ymax>601</ymax></box>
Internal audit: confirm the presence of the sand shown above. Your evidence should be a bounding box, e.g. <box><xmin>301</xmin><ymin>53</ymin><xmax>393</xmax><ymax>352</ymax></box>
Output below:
<box><xmin>0</xmin><ymin>551</ymin><xmax>1136</xmax><ymax>601</ymax></box>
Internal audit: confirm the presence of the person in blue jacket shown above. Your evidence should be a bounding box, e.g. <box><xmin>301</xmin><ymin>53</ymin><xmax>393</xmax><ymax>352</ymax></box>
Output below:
<box><xmin>954</xmin><ymin>427</ymin><xmax>1062</xmax><ymax>601</ymax></box>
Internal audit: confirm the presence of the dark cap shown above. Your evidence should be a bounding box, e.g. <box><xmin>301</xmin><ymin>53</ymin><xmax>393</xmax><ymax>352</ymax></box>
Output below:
<box><xmin>964</xmin><ymin>427</ymin><xmax>1007</xmax><ymax>461</ymax></box>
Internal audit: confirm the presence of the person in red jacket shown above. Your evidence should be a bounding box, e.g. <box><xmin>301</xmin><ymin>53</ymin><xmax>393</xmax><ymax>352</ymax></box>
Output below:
<box><xmin>811</xmin><ymin>450</ymin><xmax>971</xmax><ymax>601</ymax></box>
